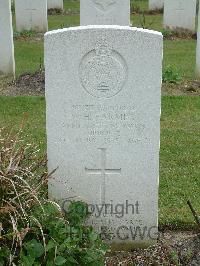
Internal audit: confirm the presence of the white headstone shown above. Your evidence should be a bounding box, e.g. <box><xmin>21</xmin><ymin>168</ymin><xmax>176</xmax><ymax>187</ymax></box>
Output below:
<box><xmin>45</xmin><ymin>25</ymin><xmax>162</xmax><ymax>247</ymax></box>
<box><xmin>0</xmin><ymin>0</ymin><xmax>15</xmax><ymax>76</ymax></box>
<box><xmin>48</xmin><ymin>0</ymin><xmax>63</xmax><ymax>10</ymax></box>
<box><xmin>15</xmin><ymin>0</ymin><xmax>48</xmax><ymax>32</ymax></box>
<box><xmin>163</xmin><ymin>0</ymin><xmax>197</xmax><ymax>32</ymax></box>
<box><xmin>149</xmin><ymin>0</ymin><xmax>164</xmax><ymax>11</ymax></box>
<box><xmin>196</xmin><ymin>6</ymin><xmax>200</xmax><ymax>76</ymax></box>
<box><xmin>80</xmin><ymin>0</ymin><xmax>130</xmax><ymax>26</ymax></box>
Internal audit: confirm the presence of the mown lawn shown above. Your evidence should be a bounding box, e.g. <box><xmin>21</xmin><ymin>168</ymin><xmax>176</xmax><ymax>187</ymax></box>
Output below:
<box><xmin>12</xmin><ymin>0</ymin><xmax>198</xmax><ymax>79</ymax></box>
<box><xmin>160</xmin><ymin>96</ymin><xmax>200</xmax><ymax>229</ymax></box>
<box><xmin>0</xmin><ymin>97</ymin><xmax>46</xmax><ymax>150</ymax></box>
<box><xmin>14</xmin><ymin>37</ymin><xmax>196</xmax><ymax>80</ymax></box>
<box><xmin>0</xmin><ymin>96</ymin><xmax>199</xmax><ymax>229</ymax></box>
<box><xmin>164</xmin><ymin>40</ymin><xmax>196</xmax><ymax>80</ymax></box>
<box><xmin>14</xmin><ymin>40</ymin><xmax>44</xmax><ymax>77</ymax></box>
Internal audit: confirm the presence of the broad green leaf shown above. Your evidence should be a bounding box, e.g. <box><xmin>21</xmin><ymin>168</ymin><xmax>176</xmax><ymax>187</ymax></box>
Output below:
<box><xmin>19</xmin><ymin>255</ymin><xmax>35</xmax><ymax>266</ymax></box>
<box><xmin>24</xmin><ymin>239</ymin><xmax>44</xmax><ymax>259</ymax></box>
<box><xmin>55</xmin><ymin>256</ymin><xmax>67</xmax><ymax>265</ymax></box>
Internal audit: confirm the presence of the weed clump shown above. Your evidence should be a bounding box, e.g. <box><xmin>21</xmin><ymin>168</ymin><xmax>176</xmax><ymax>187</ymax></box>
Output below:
<box><xmin>163</xmin><ymin>65</ymin><xmax>182</xmax><ymax>84</ymax></box>
<box><xmin>0</xmin><ymin>127</ymin><xmax>107</xmax><ymax>265</ymax></box>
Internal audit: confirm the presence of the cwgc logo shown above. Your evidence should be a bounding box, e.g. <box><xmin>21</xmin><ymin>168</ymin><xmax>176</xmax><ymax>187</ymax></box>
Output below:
<box><xmin>79</xmin><ymin>41</ymin><xmax>127</xmax><ymax>98</ymax></box>
<box><xmin>92</xmin><ymin>0</ymin><xmax>116</xmax><ymax>11</ymax></box>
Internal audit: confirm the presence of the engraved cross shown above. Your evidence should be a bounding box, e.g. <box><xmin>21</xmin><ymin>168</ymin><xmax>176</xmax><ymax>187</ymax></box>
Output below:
<box><xmin>85</xmin><ymin>148</ymin><xmax>121</xmax><ymax>204</ymax></box>
<box><xmin>176</xmin><ymin>2</ymin><xmax>184</xmax><ymax>12</ymax></box>
<box><xmin>25</xmin><ymin>1</ymin><xmax>37</xmax><ymax>26</ymax></box>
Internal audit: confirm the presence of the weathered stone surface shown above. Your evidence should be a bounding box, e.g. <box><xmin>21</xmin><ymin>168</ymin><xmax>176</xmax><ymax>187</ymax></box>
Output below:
<box><xmin>45</xmin><ymin>25</ymin><xmax>162</xmax><ymax>246</ymax></box>
<box><xmin>0</xmin><ymin>0</ymin><xmax>15</xmax><ymax>76</ymax></box>
<box><xmin>163</xmin><ymin>0</ymin><xmax>197</xmax><ymax>32</ymax></box>
<box><xmin>149</xmin><ymin>0</ymin><xmax>164</xmax><ymax>11</ymax></box>
<box><xmin>48</xmin><ymin>0</ymin><xmax>63</xmax><ymax>10</ymax></box>
<box><xmin>15</xmin><ymin>0</ymin><xmax>48</xmax><ymax>32</ymax></box>
<box><xmin>80</xmin><ymin>0</ymin><xmax>130</xmax><ymax>26</ymax></box>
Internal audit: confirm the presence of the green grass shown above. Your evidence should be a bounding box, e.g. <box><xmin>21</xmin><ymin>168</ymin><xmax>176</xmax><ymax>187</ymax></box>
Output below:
<box><xmin>48</xmin><ymin>15</ymin><xmax>79</xmax><ymax>30</ymax></box>
<box><xmin>160</xmin><ymin>96</ymin><xmax>200</xmax><ymax>229</ymax></box>
<box><xmin>131</xmin><ymin>0</ymin><xmax>149</xmax><ymax>11</ymax></box>
<box><xmin>14</xmin><ymin>40</ymin><xmax>44</xmax><ymax>77</ymax></box>
<box><xmin>0</xmin><ymin>96</ymin><xmax>199</xmax><ymax>229</ymax></box>
<box><xmin>13</xmin><ymin>38</ymin><xmax>197</xmax><ymax>80</ymax></box>
<box><xmin>164</xmin><ymin>40</ymin><xmax>196</xmax><ymax>80</ymax></box>
<box><xmin>63</xmin><ymin>0</ymin><xmax>80</xmax><ymax>12</ymax></box>
<box><xmin>131</xmin><ymin>14</ymin><xmax>163</xmax><ymax>31</ymax></box>
<box><xmin>11</xmin><ymin>0</ymin><xmax>198</xmax><ymax>79</ymax></box>
<box><xmin>0</xmin><ymin>97</ymin><xmax>46</xmax><ymax>150</ymax></box>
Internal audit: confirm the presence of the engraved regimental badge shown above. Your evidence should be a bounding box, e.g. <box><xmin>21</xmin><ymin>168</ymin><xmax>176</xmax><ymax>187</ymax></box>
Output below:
<box><xmin>92</xmin><ymin>0</ymin><xmax>116</xmax><ymax>11</ymax></box>
<box><xmin>79</xmin><ymin>42</ymin><xmax>127</xmax><ymax>98</ymax></box>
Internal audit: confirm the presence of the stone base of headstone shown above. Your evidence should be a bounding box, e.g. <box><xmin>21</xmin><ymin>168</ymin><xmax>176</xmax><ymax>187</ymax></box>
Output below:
<box><xmin>48</xmin><ymin>0</ymin><xmax>63</xmax><ymax>10</ymax></box>
<box><xmin>149</xmin><ymin>0</ymin><xmax>164</xmax><ymax>11</ymax></box>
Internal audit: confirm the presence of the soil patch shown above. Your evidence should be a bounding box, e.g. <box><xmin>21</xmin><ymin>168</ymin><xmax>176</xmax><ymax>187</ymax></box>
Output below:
<box><xmin>0</xmin><ymin>71</ymin><xmax>45</xmax><ymax>96</ymax></box>
<box><xmin>48</xmin><ymin>8</ymin><xmax>63</xmax><ymax>15</ymax></box>
<box><xmin>1</xmin><ymin>71</ymin><xmax>200</xmax><ymax>97</ymax></box>
<box><xmin>106</xmin><ymin>231</ymin><xmax>200</xmax><ymax>265</ymax></box>
<box><xmin>131</xmin><ymin>9</ymin><xmax>163</xmax><ymax>16</ymax></box>
<box><xmin>163</xmin><ymin>30</ymin><xmax>196</xmax><ymax>41</ymax></box>
<box><xmin>48</xmin><ymin>8</ymin><xmax>79</xmax><ymax>15</ymax></box>
<box><xmin>162</xmin><ymin>80</ymin><xmax>200</xmax><ymax>96</ymax></box>
<box><xmin>14</xmin><ymin>32</ymin><xmax>44</xmax><ymax>42</ymax></box>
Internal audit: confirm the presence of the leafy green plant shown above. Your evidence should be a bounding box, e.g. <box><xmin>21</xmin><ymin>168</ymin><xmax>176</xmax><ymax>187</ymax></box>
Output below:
<box><xmin>161</xmin><ymin>29</ymin><xmax>195</xmax><ymax>40</ymax></box>
<box><xmin>14</xmin><ymin>30</ymin><xmax>37</xmax><ymax>39</ymax></box>
<box><xmin>48</xmin><ymin>8</ymin><xmax>63</xmax><ymax>15</ymax></box>
<box><xmin>169</xmin><ymin>249</ymin><xmax>180</xmax><ymax>265</ymax></box>
<box><xmin>0</xmin><ymin>127</ymin><xmax>108</xmax><ymax>265</ymax></box>
<box><xmin>161</xmin><ymin>29</ymin><xmax>174</xmax><ymax>39</ymax></box>
<box><xmin>17</xmin><ymin>201</ymin><xmax>107</xmax><ymax>266</ymax></box>
<box><xmin>162</xmin><ymin>65</ymin><xmax>182</xmax><ymax>84</ymax></box>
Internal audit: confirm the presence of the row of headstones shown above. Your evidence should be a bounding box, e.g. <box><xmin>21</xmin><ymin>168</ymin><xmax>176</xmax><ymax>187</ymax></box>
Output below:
<box><xmin>1</xmin><ymin>0</ymin><xmax>200</xmax><ymax>76</ymax></box>
<box><xmin>1</xmin><ymin>0</ymin><xmax>199</xmax><ymax>34</ymax></box>
<box><xmin>0</xmin><ymin>0</ymin><xmax>61</xmax><ymax>76</ymax></box>
<box><xmin>15</xmin><ymin>0</ymin><xmax>198</xmax><ymax>33</ymax></box>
